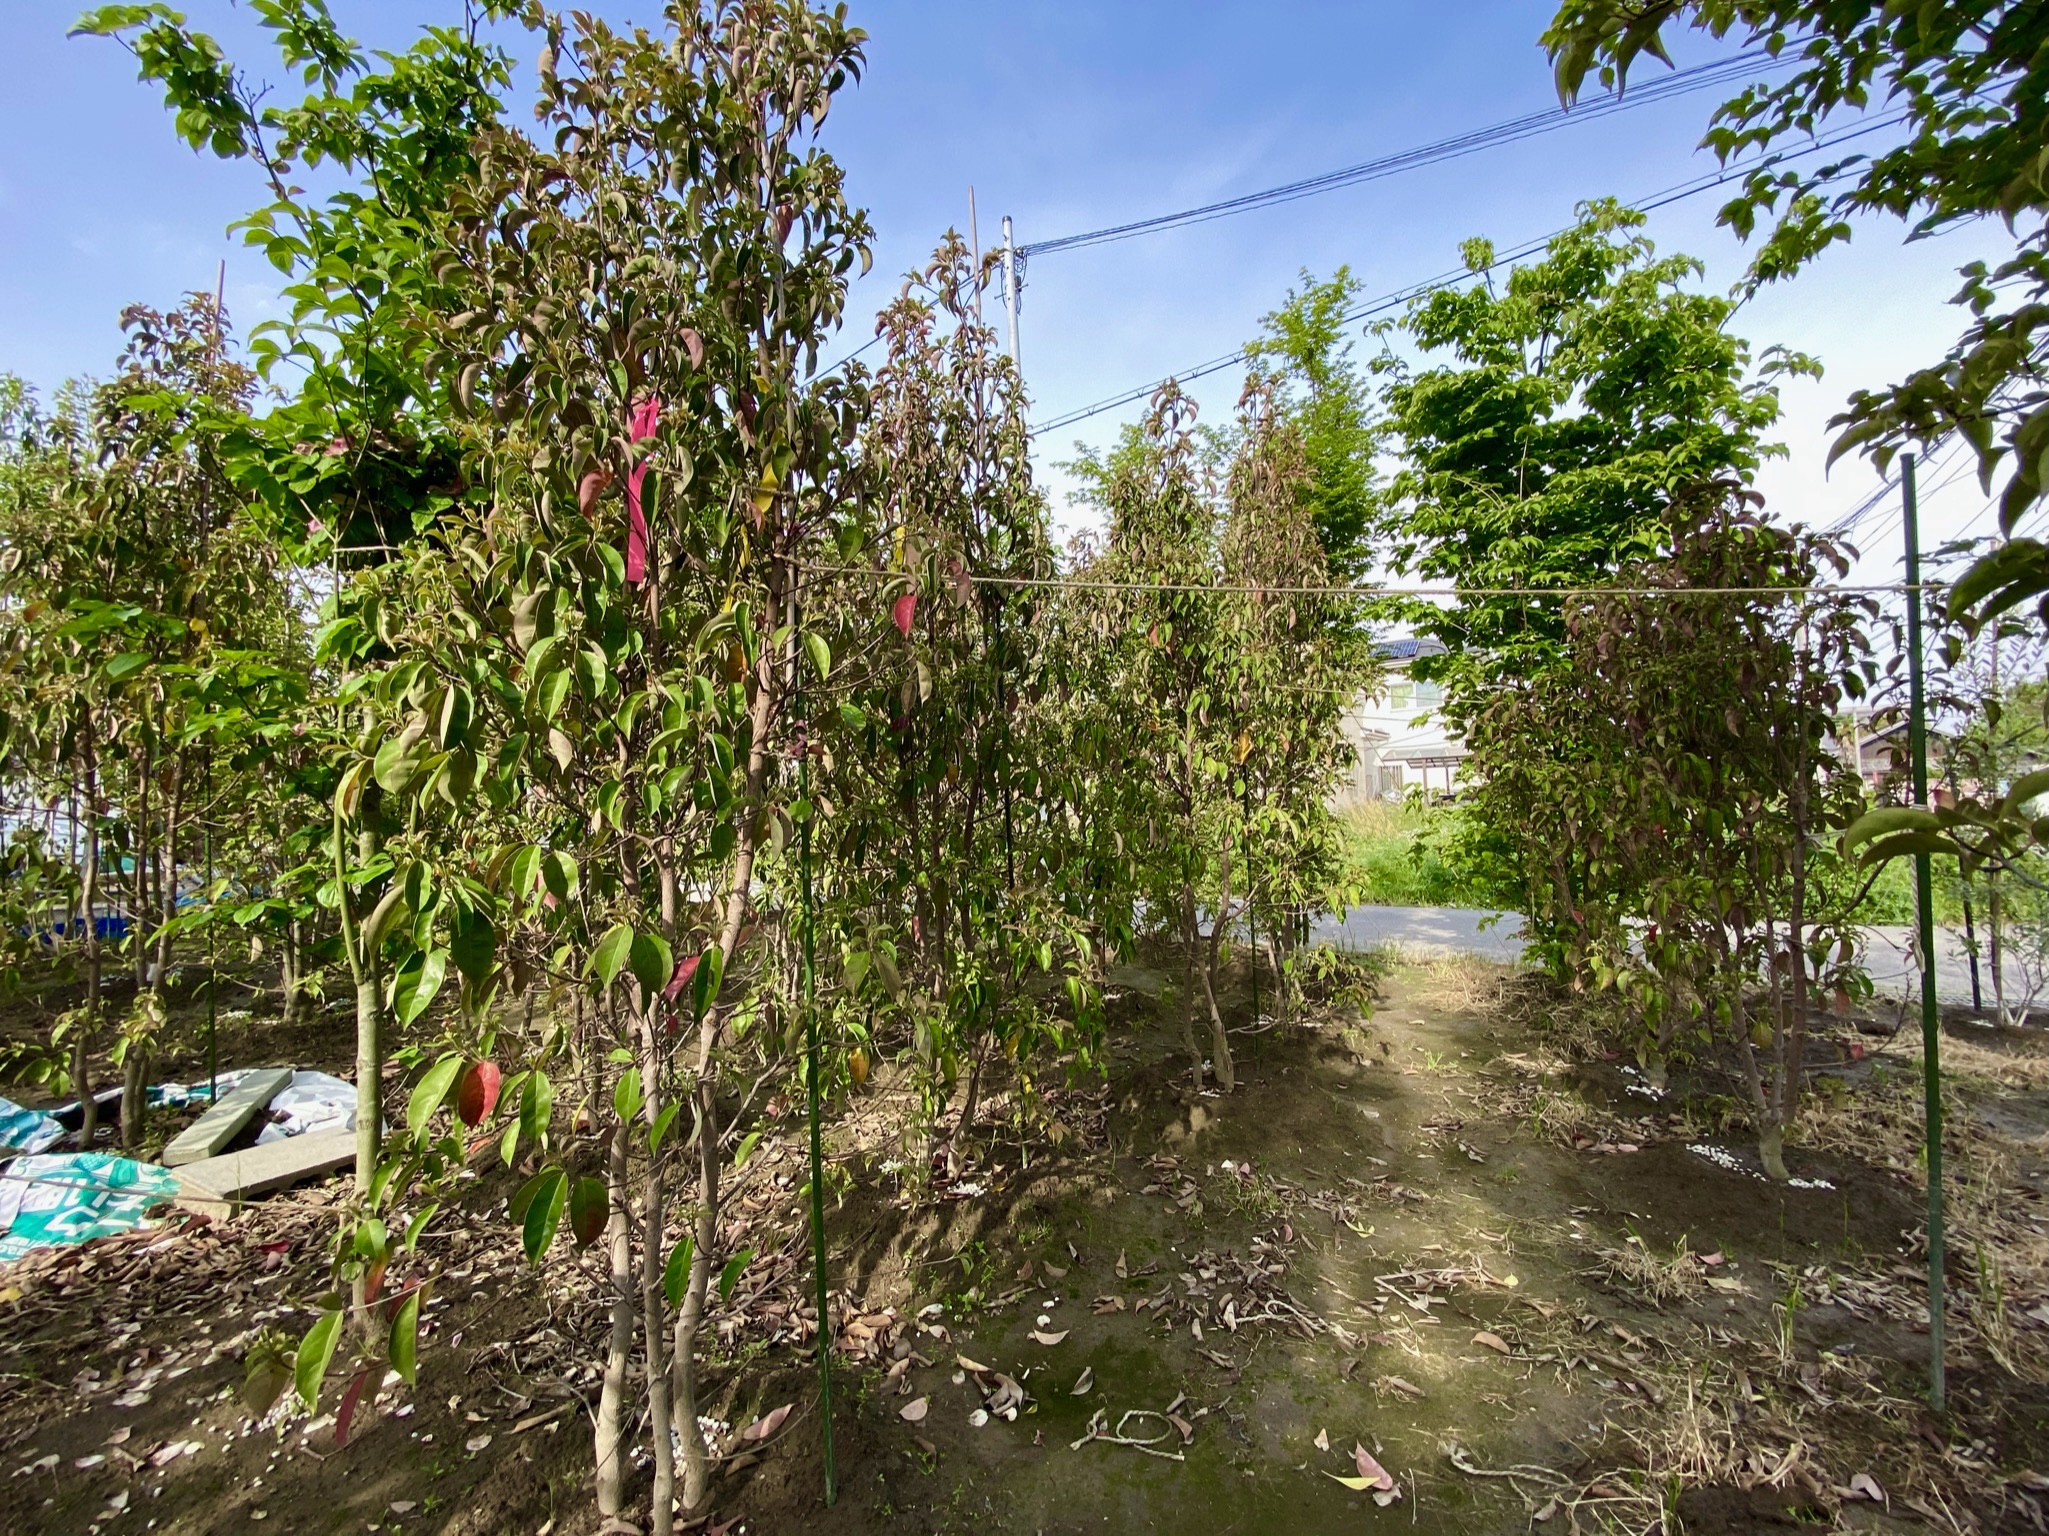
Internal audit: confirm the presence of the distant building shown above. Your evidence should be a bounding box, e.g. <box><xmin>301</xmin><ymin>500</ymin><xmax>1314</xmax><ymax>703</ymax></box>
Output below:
<box><xmin>1336</xmin><ymin>636</ymin><xmax>1467</xmax><ymax>805</ymax></box>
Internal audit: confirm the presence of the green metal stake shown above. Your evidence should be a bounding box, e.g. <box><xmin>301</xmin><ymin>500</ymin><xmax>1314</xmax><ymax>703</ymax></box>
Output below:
<box><xmin>797</xmin><ymin>653</ymin><xmax>837</xmax><ymax>1504</ymax></box>
<box><xmin>1243</xmin><ymin>779</ymin><xmax>1259</xmax><ymax>1026</ymax></box>
<box><xmin>1902</xmin><ymin>452</ymin><xmax>1947</xmax><ymax>1413</ymax></box>
<box><xmin>204</xmin><ymin>755</ymin><xmax>217</xmax><ymax>1105</ymax></box>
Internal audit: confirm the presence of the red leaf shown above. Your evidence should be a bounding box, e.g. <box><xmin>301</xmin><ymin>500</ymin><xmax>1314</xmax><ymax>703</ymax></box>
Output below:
<box><xmin>578</xmin><ymin>469</ymin><xmax>612</xmax><ymax>517</ymax></box>
<box><xmin>680</xmin><ymin>328</ymin><xmax>705</xmax><ymax>370</ymax></box>
<box><xmin>892</xmin><ymin>592</ymin><xmax>916</xmax><ymax>637</ymax></box>
<box><xmin>336</xmin><ymin>1365</ymin><xmax>372</xmax><ymax>1449</ymax></box>
<box><xmin>740</xmin><ymin>1402</ymin><xmax>793</xmax><ymax>1442</ymax></box>
<box><xmin>623</xmin><ymin>396</ymin><xmax>662</xmax><ymax>586</ymax></box>
<box><xmin>663</xmin><ymin>953</ymin><xmax>702</xmax><ymax>1002</ymax></box>
<box><xmin>456</xmin><ymin>1060</ymin><xmax>502</xmax><ymax>1128</ymax></box>
<box><xmin>363</xmin><ymin>1255</ymin><xmax>388</xmax><ymax>1305</ymax></box>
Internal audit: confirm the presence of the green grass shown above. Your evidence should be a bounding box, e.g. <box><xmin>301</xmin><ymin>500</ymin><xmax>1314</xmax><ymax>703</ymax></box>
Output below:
<box><xmin>1338</xmin><ymin>798</ymin><xmax>1956</xmax><ymax>927</ymax></box>
<box><xmin>1338</xmin><ymin>800</ymin><xmax>1496</xmax><ymax>907</ymax></box>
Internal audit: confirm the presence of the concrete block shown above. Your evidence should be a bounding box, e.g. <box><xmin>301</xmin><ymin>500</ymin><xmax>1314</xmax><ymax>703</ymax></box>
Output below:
<box><xmin>172</xmin><ymin>1128</ymin><xmax>356</xmax><ymax>1217</ymax></box>
<box><xmin>159</xmin><ymin>1067</ymin><xmax>296</xmax><ymax>1167</ymax></box>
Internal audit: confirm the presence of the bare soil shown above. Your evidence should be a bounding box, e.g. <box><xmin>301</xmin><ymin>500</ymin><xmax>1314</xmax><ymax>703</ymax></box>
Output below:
<box><xmin>2</xmin><ymin>953</ymin><xmax>2045</xmax><ymax>1535</ymax></box>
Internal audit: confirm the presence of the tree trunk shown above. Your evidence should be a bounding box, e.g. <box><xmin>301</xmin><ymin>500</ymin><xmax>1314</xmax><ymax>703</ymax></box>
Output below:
<box><xmin>76</xmin><ymin>747</ymin><xmax>102</xmax><ymax>1149</ymax></box>
<box><xmin>1178</xmin><ymin>883</ymin><xmax>1203</xmax><ymax>1085</ymax></box>
<box><xmin>637</xmin><ymin>1000</ymin><xmax>676</xmax><ymax>1536</ymax></box>
<box><xmin>121</xmin><ymin>1046</ymin><xmax>148</xmax><ymax>1154</ymax></box>
<box><xmin>350</xmin><ymin>825</ymin><xmax>384</xmax><ymax>1197</ymax></box>
<box><xmin>1990</xmin><ymin>883</ymin><xmax>2008</xmax><ymax>1025</ymax></box>
<box><xmin>674</xmin><ymin>640</ymin><xmax>779</xmax><ymax>1514</ymax></box>
<box><xmin>353</xmin><ymin>972</ymin><xmax>382</xmax><ymax>1192</ymax></box>
<box><xmin>595</xmin><ymin>1109</ymin><xmax>640</xmax><ymax>1528</ymax></box>
<box><xmin>280</xmin><ymin>920</ymin><xmax>304</xmax><ymax>1028</ymax></box>
<box><xmin>1202</xmin><ymin>846</ymin><xmax>1236</xmax><ymax>1092</ymax></box>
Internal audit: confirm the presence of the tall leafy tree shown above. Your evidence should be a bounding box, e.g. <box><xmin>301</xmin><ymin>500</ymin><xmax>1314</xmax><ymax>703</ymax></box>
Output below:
<box><xmin>1463</xmin><ymin>487</ymin><xmax>1877</xmax><ymax>1177</ymax></box>
<box><xmin>1378</xmin><ymin>198</ymin><xmax>1812</xmax><ymax>691</ymax></box>
<box><xmin>1244</xmin><ymin>268</ymin><xmax>1382</xmax><ymax>582</ymax></box>
<box><xmin>0</xmin><ymin>301</ymin><xmax>305</xmax><ymax>1151</ymax></box>
<box><xmin>398</xmin><ymin>7</ymin><xmax>874</xmax><ymax>1523</ymax></box>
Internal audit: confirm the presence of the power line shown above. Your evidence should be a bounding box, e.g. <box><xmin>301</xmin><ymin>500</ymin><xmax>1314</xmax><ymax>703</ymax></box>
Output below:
<box><xmin>1021</xmin><ymin>52</ymin><xmax>1795</xmax><ymax>258</ymax></box>
<box><xmin>798</xmin><ymin>559</ymin><xmax>1923</xmax><ymax>602</ymax></box>
<box><xmin>1027</xmin><ymin>113</ymin><xmax>1907</xmax><ymax>438</ymax></box>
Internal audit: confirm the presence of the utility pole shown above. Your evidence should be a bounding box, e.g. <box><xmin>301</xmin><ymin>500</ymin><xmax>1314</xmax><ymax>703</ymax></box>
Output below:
<box><xmin>1001</xmin><ymin>215</ymin><xmax>1020</xmax><ymax>368</ymax></box>
<box><xmin>1903</xmin><ymin>452</ymin><xmax>1947</xmax><ymax>1413</ymax></box>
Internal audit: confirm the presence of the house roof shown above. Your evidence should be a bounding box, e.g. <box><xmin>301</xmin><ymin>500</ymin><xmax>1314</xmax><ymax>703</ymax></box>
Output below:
<box><xmin>1374</xmin><ymin>636</ymin><xmax>1448</xmax><ymax>662</ymax></box>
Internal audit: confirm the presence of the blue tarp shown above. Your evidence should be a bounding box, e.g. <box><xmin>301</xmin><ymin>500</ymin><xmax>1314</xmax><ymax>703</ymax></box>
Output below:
<box><xmin>0</xmin><ymin>1098</ymin><xmax>63</xmax><ymax>1156</ymax></box>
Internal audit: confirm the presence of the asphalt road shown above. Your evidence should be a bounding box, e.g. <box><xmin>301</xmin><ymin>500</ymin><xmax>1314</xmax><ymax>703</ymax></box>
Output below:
<box><xmin>1313</xmin><ymin>905</ymin><xmax>2029</xmax><ymax>1012</ymax></box>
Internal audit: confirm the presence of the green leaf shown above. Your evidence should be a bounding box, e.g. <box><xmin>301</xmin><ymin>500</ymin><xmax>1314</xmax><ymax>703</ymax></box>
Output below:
<box><xmin>519</xmin><ymin>1069</ymin><xmax>554</xmax><ymax>1144</ymax></box>
<box><xmin>1859</xmin><ymin>830</ymin><xmax>1959</xmax><ymax>864</ymax></box>
<box><xmin>613</xmin><ymin>1070</ymin><xmax>644</xmax><ymax>1126</ymax></box>
<box><xmin>392</xmin><ymin>947</ymin><xmax>449</xmax><ymax>1026</ymax></box>
<box><xmin>692</xmin><ymin>945</ymin><xmax>724</xmax><ymax>1017</ymax></box>
<box><xmin>360</xmin><ymin>886</ymin><xmax>409</xmax><ymax>955</ymax></box>
<box><xmin>403</xmin><ymin>1203</ymin><xmax>439</xmax><ymax>1252</ymax></box>
<box><xmin>542</xmin><ymin>850</ymin><xmax>579</xmax><ymax>904</ymax></box>
<box><xmin>102</xmin><ymin>651</ymin><xmax>150</xmax><ymax>682</ymax></box>
<box><xmin>449</xmin><ymin>914</ymin><xmax>495</xmax><ymax>984</ymax></box>
<box><xmin>406</xmin><ymin>1053</ymin><xmax>463</xmax><ymax>1137</ymax></box>
<box><xmin>804</xmin><ymin>631</ymin><xmax>831</xmax><ymax>682</ymax></box>
<box><xmin>2002</xmin><ymin>768</ymin><xmax>2049</xmax><ymax>816</ymax></box>
<box><xmin>1841</xmin><ymin>806</ymin><xmax>1943</xmax><ymax>849</ymax></box>
<box><xmin>649</xmin><ymin>1103</ymin><xmax>679</xmax><ymax>1153</ymax></box>
<box><xmin>294</xmin><ymin>1308</ymin><xmax>343</xmax><ymax>1412</ymax></box>
<box><xmin>240</xmin><ymin>1338</ymin><xmax>294</xmax><ymax>1419</ymax></box>
<box><xmin>591</xmin><ymin>922</ymin><xmax>634</xmax><ymax>989</ymax></box>
<box><xmin>519</xmin><ymin>1167</ymin><xmax>567</xmax><ymax>1262</ymax></box>
<box><xmin>628</xmin><ymin>930</ymin><xmax>672</xmax><ymax>1001</ymax></box>
<box><xmin>569</xmin><ymin>1175</ymin><xmax>609</xmax><ymax>1246</ymax></box>
<box><xmin>388</xmin><ymin>1289</ymin><xmax>422</xmax><ymax>1384</ymax></box>
<box><xmin>662</xmin><ymin>1235</ymin><xmax>695</xmax><ymax>1309</ymax></box>
<box><xmin>734</xmin><ymin>1128</ymin><xmax>762</xmax><ymax>1169</ymax></box>
<box><xmin>718</xmin><ymin>1247</ymin><xmax>754</xmax><ymax>1304</ymax></box>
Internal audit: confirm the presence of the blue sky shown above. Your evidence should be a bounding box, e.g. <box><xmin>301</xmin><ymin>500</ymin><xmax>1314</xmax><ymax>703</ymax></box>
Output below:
<box><xmin>1</xmin><ymin>1</ymin><xmax>2008</xmax><ymax>572</ymax></box>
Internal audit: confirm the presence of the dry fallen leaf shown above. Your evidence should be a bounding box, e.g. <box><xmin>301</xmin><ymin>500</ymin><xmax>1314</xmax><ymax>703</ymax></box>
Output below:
<box><xmin>1471</xmin><ymin>1330</ymin><xmax>1511</xmax><ymax>1356</ymax></box>
<box><xmin>899</xmin><ymin>1396</ymin><xmax>930</xmax><ymax>1423</ymax></box>
<box><xmin>1043</xmin><ymin>1264</ymin><xmax>1068</xmax><ymax>1280</ymax></box>
<box><xmin>1314</xmin><ymin>1428</ymin><xmax>1331</xmax><ymax>1452</ymax></box>
<box><xmin>1029</xmin><ymin>1329</ymin><xmax>1069</xmax><ymax>1346</ymax></box>
<box><xmin>1533</xmin><ymin>1498</ymin><xmax>1559</xmax><ymax>1522</ymax></box>
<box><xmin>1115</xmin><ymin>1250</ymin><xmax>1128</xmax><ymax>1279</ymax></box>
<box><xmin>967</xmin><ymin>1409</ymin><xmax>989</xmax><ymax>1429</ymax></box>
<box><xmin>1071</xmin><ymin>1368</ymin><xmax>1094</xmax><ymax>1396</ymax></box>
<box><xmin>956</xmin><ymin>1354</ymin><xmax>991</xmax><ymax>1375</ymax></box>
<box><xmin>1849</xmin><ymin>1472</ymin><xmax>1885</xmax><ymax>1503</ymax></box>
<box><xmin>1353</xmin><ymin>1442</ymin><xmax>1396</xmax><ymax>1492</ymax></box>
<box><xmin>1167</xmin><ymin>1413</ymin><xmax>1195</xmax><ymax>1445</ymax></box>
<box><xmin>740</xmin><ymin>1403</ymin><xmax>792</xmax><ymax>1443</ymax></box>
<box><xmin>464</xmin><ymin>1433</ymin><xmax>493</xmax><ymax>1454</ymax></box>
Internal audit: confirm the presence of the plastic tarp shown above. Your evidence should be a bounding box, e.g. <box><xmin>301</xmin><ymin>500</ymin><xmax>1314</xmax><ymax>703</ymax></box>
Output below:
<box><xmin>0</xmin><ymin>1153</ymin><xmax>181</xmax><ymax>1262</ymax></box>
<box><xmin>254</xmin><ymin>1071</ymin><xmax>357</xmax><ymax>1143</ymax></box>
<box><xmin>0</xmin><ymin>1098</ymin><xmax>64</xmax><ymax>1156</ymax></box>
<box><xmin>148</xmin><ymin>1068</ymin><xmax>253</xmax><ymax>1110</ymax></box>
